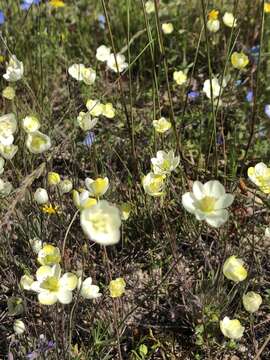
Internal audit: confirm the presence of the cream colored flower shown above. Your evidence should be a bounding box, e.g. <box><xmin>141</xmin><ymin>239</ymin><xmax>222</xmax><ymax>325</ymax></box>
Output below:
<box><xmin>78</xmin><ymin>277</ymin><xmax>101</xmax><ymax>299</ymax></box>
<box><xmin>151</xmin><ymin>150</ymin><xmax>180</xmax><ymax>175</ymax></box>
<box><xmin>48</xmin><ymin>171</ymin><xmax>61</xmax><ymax>186</ymax></box>
<box><xmin>77</xmin><ymin>111</ymin><xmax>98</xmax><ymax>131</ymax></box>
<box><xmin>109</xmin><ymin>278</ymin><xmax>126</xmax><ymax>298</ymax></box>
<box><xmin>145</xmin><ymin>0</ymin><xmax>155</xmax><ymax>14</ymax></box>
<box><xmin>173</xmin><ymin>70</ymin><xmax>187</xmax><ymax>85</ymax></box>
<box><xmin>182</xmin><ymin>180</ymin><xmax>234</xmax><ymax>228</ymax></box>
<box><xmin>86</xmin><ymin>99</ymin><xmax>104</xmax><ymax>117</ymax></box>
<box><xmin>2</xmin><ymin>86</ymin><xmax>15</xmax><ymax>100</ymax></box>
<box><xmin>96</xmin><ymin>45</ymin><xmax>111</xmax><ymax>62</ymax></box>
<box><xmin>37</xmin><ymin>244</ymin><xmax>61</xmax><ymax>266</ymax></box>
<box><xmin>80</xmin><ymin>200</ymin><xmax>122</xmax><ymax>246</ymax></box>
<box><xmin>20</xmin><ymin>274</ymin><xmax>34</xmax><ymax>290</ymax></box>
<box><xmin>0</xmin><ymin>113</ymin><xmax>17</xmax><ymax>146</ymax></box>
<box><xmin>26</xmin><ymin>131</ymin><xmax>51</xmax><ymax>154</ymax></box>
<box><xmin>223</xmin><ymin>256</ymin><xmax>247</xmax><ymax>282</ymax></box>
<box><xmin>68</xmin><ymin>64</ymin><xmax>96</xmax><ymax>85</ymax></box>
<box><xmin>31</xmin><ymin>264</ymin><xmax>77</xmax><ymax>305</ymax></box>
<box><xmin>248</xmin><ymin>162</ymin><xmax>270</xmax><ymax>193</ymax></box>
<box><xmin>242</xmin><ymin>292</ymin><xmax>262</xmax><ymax>313</ymax></box>
<box><xmin>152</xmin><ymin>117</ymin><xmax>172</xmax><ymax>133</ymax></box>
<box><xmin>102</xmin><ymin>103</ymin><xmax>116</xmax><ymax>119</ymax></box>
<box><xmin>142</xmin><ymin>172</ymin><xmax>166</xmax><ymax>197</ymax></box>
<box><xmin>59</xmin><ymin>179</ymin><xmax>73</xmax><ymax>194</ymax></box>
<box><xmin>82</xmin><ymin>67</ymin><xmax>96</xmax><ymax>85</ymax></box>
<box><xmin>223</xmin><ymin>12</ymin><xmax>237</xmax><ymax>27</ymax></box>
<box><xmin>231</xmin><ymin>52</ymin><xmax>249</xmax><ymax>70</ymax></box>
<box><xmin>106</xmin><ymin>53</ymin><xmax>128</xmax><ymax>73</ymax></box>
<box><xmin>0</xmin><ymin>143</ymin><xmax>18</xmax><ymax>160</ymax></box>
<box><xmin>21</xmin><ymin>116</ymin><xmax>40</xmax><ymax>133</ymax></box>
<box><xmin>207</xmin><ymin>10</ymin><xmax>220</xmax><ymax>33</ymax></box>
<box><xmin>72</xmin><ymin>189</ymin><xmax>97</xmax><ymax>210</ymax></box>
<box><xmin>203</xmin><ymin>78</ymin><xmax>221</xmax><ymax>99</ymax></box>
<box><xmin>220</xmin><ymin>317</ymin><xmax>244</xmax><ymax>340</ymax></box>
<box><xmin>34</xmin><ymin>188</ymin><xmax>49</xmax><ymax>205</ymax></box>
<box><xmin>162</xmin><ymin>23</ymin><xmax>174</xmax><ymax>34</ymax></box>
<box><xmin>29</xmin><ymin>237</ymin><xmax>42</xmax><ymax>254</ymax></box>
<box><xmin>13</xmin><ymin>320</ymin><xmax>26</xmax><ymax>335</ymax></box>
<box><xmin>85</xmin><ymin>177</ymin><xmax>109</xmax><ymax>198</ymax></box>
<box><xmin>3</xmin><ymin>55</ymin><xmax>24</xmax><ymax>82</ymax></box>
<box><xmin>0</xmin><ymin>180</ymin><xmax>12</xmax><ymax>197</ymax></box>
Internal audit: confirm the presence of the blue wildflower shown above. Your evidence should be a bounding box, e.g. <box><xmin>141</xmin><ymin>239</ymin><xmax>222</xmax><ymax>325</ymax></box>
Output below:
<box><xmin>83</xmin><ymin>132</ymin><xmax>95</xmax><ymax>148</ymax></box>
<box><xmin>246</xmin><ymin>90</ymin><xmax>253</xmax><ymax>103</ymax></box>
<box><xmin>0</xmin><ymin>11</ymin><xmax>4</xmax><ymax>25</ymax></box>
<box><xmin>217</xmin><ymin>133</ymin><xmax>223</xmax><ymax>145</ymax></box>
<box><xmin>98</xmin><ymin>14</ymin><xmax>106</xmax><ymax>29</ymax></box>
<box><xmin>250</xmin><ymin>45</ymin><xmax>260</xmax><ymax>64</ymax></box>
<box><xmin>21</xmin><ymin>0</ymin><xmax>40</xmax><ymax>11</ymax></box>
<box><xmin>265</xmin><ymin>104</ymin><xmax>270</xmax><ymax>118</ymax></box>
<box><xmin>187</xmin><ymin>91</ymin><xmax>199</xmax><ymax>101</ymax></box>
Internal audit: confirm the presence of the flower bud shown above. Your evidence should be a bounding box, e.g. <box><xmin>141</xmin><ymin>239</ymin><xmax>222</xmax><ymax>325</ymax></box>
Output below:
<box><xmin>220</xmin><ymin>316</ymin><xmax>244</xmax><ymax>340</ymax></box>
<box><xmin>223</xmin><ymin>256</ymin><xmax>247</xmax><ymax>282</ymax></box>
<box><xmin>109</xmin><ymin>278</ymin><xmax>126</xmax><ymax>298</ymax></box>
<box><xmin>59</xmin><ymin>179</ymin><xmax>73</xmax><ymax>194</ymax></box>
<box><xmin>242</xmin><ymin>292</ymin><xmax>262</xmax><ymax>313</ymax></box>
<box><xmin>34</xmin><ymin>188</ymin><xmax>49</xmax><ymax>205</ymax></box>
<box><xmin>48</xmin><ymin>171</ymin><xmax>61</xmax><ymax>186</ymax></box>
<box><xmin>13</xmin><ymin>319</ymin><xmax>25</xmax><ymax>335</ymax></box>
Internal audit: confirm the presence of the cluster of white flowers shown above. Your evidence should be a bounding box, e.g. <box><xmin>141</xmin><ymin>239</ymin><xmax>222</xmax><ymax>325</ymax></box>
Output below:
<box><xmin>96</xmin><ymin>45</ymin><xmax>128</xmax><ymax>73</ymax></box>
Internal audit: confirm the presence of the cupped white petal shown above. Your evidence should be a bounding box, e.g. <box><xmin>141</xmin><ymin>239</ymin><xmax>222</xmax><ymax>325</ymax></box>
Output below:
<box><xmin>214</xmin><ymin>194</ymin><xmax>234</xmax><ymax>210</ymax></box>
<box><xmin>57</xmin><ymin>289</ymin><xmax>73</xmax><ymax>304</ymax></box>
<box><xmin>38</xmin><ymin>292</ymin><xmax>58</xmax><ymax>305</ymax></box>
<box><xmin>182</xmin><ymin>192</ymin><xmax>197</xmax><ymax>213</ymax></box>
<box><xmin>192</xmin><ymin>181</ymin><xmax>205</xmax><ymax>200</ymax></box>
<box><xmin>205</xmin><ymin>209</ymin><xmax>228</xmax><ymax>227</ymax></box>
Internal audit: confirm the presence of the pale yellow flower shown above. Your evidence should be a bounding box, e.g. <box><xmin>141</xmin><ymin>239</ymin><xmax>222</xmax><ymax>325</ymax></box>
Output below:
<box><xmin>142</xmin><ymin>172</ymin><xmax>166</xmax><ymax>197</ymax></box>
<box><xmin>80</xmin><ymin>200</ymin><xmax>122</xmax><ymax>246</ymax></box>
<box><xmin>220</xmin><ymin>317</ymin><xmax>244</xmax><ymax>340</ymax></box>
<box><xmin>96</xmin><ymin>45</ymin><xmax>111</xmax><ymax>62</ymax></box>
<box><xmin>20</xmin><ymin>274</ymin><xmax>34</xmax><ymax>290</ymax></box>
<box><xmin>152</xmin><ymin>117</ymin><xmax>171</xmax><ymax>133</ymax></box>
<box><xmin>223</xmin><ymin>12</ymin><xmax>237</xmax><ymax>27</ymax></box>
<box><xmin>72</xmin><ymin>189</ymin><xmax>97</xmax><ymax>210</ymax></box>
<box><xmin>162</xmin><ymin>23</ymin><xmax>174</xmax><ymax>34</ymax></box>
<box><xmin>77</xmin><ymin>111</ymin><xmax>98</xmax><ymax>131</ymax></box>
<box><xmin>102</xmin><ymin>103</ymin><xmax>116</xmax><ymax>119</ymax></box>
<box><xmin>151</xmin><ymin>150</ymin><xmax>180</xmax><ymax>175</ymax></box>
<box><xmin>109</xmin><ymin>278</ymin><xmax>126</xmax><ymax>298</ymax></box>
<box><xmin>173</xmin><ymin>70</ymin><xmax>187</xmax><ymax>85</ymax></box>
<box><xmin>59</xmin><ymin>179</ymin><xmax>73</xmax><ymax>194</ymax></box>
<box><xmin>248</xmin><ymin>162</ymin><xmax>270</xmax><ymax>193</ymax></box>
<box><xmin>223</xmin><ymin>256</ymin><xmax>247</xmax><ymax>282</ymax></box>
<box><xmin>2</xmin><ymin>86</ymin><xmax>15</xmax><ymax>100</ymax></box>
<box><xmin>0</xmin><ymin>143</ymin><xmax>18</xmax><ymax>160</ymax></box>
<box><xmin>120</xmin><ymin>202</ymin><xmax>132</xmax><ymax>221</ymax></box>
<box><xmin>26</xmin><ymin>131</ymin><xmax>51</xmax><ymax>154</ymax></box>
<box><xmin>48</xmin><ymin>171</ymin><xmax>61</xmax><ymax>186</ymax></box>
<box><xmin>85</xmin><ymin>177</ymin><xmax>109</xmax><ymax>198</ymax></box>
<box><xmin>242</xmin><ymin>292</ymin><xmax>262</xmax><ymax>313</ymax></box>
<box><xmin>231</xmin><ymin>52</ymin><xmax>249</xmax><ymax>69</ymax></box>
<box><xmin>37</xmin><ymin>244</ymin><xmax>61</xmax><ymax>266</ymax></box>
<box><xmin>86</xmin><ymin>99</ymin><xmax>104</xmax><ymax>117</ymax></box>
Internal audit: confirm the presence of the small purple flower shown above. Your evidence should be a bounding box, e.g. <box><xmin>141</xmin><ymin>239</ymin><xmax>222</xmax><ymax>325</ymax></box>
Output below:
<box><xmin>187</xmin><ymin>91</ymin><xmax>199</xmax><ymax>101</ymax></box>
<box><xmin>98</xmin><ymin>14</ymin><xmax>106</xmax><ymax>29</ymax></box>
<box><xmin>250</xmin><ymin>45</ymin><xmax>260</xmax><ymax>64</ymax></box>
<box><xmin>217</xmin><ymin>133</ymin><xmax>223</xmax><ymax>145</ymax></box>
<box><xmin>246</xmin><ymin>90</ymin><xmax>253</xmax><ymax>103</ymax></box>
<box><xmin>0</xmin><ymin>11</ymin><xmax>4</xmax><ymax>25</ymax></box>
<box><xmin>265</xmin><ymin>104</ymin><xmax>270</xmax><ymax>118</ymax></box>
<box><xmin>83</xmin><ymin>132</ymin><xmax>95</xmax><ymax>148</ymax></box>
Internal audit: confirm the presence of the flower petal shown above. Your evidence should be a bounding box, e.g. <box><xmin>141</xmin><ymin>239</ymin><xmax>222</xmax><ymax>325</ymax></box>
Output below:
<box><xmin>38</xmin><ymin>292</ymin><xmax>58</xmax><ymax>305</ymax></box>
<box><xmin>205</xmin><ymin>209</ymin><xmax>228</xmax><ymax>227</ymax></box>
<box><xmin>204</xmin><ymin>180</ymin><xmax>225</xmax><ymax>197</ymax></box>
<box><xmin>182</xmin><ymin>192</ymin><xmax>197</xmax><ymax>213</ymax></box>
<box><xmin>214</xmin><ymin>194</ymin><xmax>234</xmax><ymax>210</ymax></box>
<box><xmin>192</xmin><ymin>181</ymin><xmax>204</xmax><ymax>200</ymax></box>
<box><xmin>57</xmin><ymin>289</ymin><xmax>73</xmax><ymax>304</ymax></box>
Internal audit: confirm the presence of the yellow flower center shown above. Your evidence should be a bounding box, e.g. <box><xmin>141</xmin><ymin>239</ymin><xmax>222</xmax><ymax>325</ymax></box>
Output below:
<box><xmin>208</xmin><ymin>9</ymin><xmax>219</xmax><ymax>20</ymax></box>
<box><xmin>93</xmin><ymin>178</ymin><xmax>107</xmax><ymax>196</ymax></box>
<box><xmin>198</xmin><ymin>196</ymin><xmax>216</xmax><ymax>213</ymax></box>
<box><xmin>41</xmin><ymin>277</ymin><xmax>60</xmax><ymax>292</ymax></box>
<box><xmin>91</xmin><ymin>214</ymin><xmax>108</xmax><ymax>233</ymax></box>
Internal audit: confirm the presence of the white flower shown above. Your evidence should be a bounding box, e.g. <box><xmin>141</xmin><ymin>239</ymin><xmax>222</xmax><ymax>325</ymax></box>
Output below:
<box><xmin>21</xmin><ymin>116</ymin><xmax>40</xmax><ymax>133</ymax></box>
<box><xmin>77</xmin><ymin>111</ymin><xmax>98</xmax><ymax>131</ymax></box>
<box><xmin>248</xmin><ymin>162</ymin><xmax>270</xmax><ymax>194</ymax></box>
<box><xmin>107</xmin><ymin>53</ymin><xmax>128</xmax><ymax>73</ymax></box>
<box><xmin>72</xmin><ymin>190</ymin><xmax>97</xmax><ymax>210</ymax></box>
<box><xmin>102</xmin><ymin>103</ymin><xmax>116</xmax><ymax>119</ymax></box>
<box><xmin>0</xmin><ymin>113</ymin><xmax>17</xmax><ymax>146</ymax></box>
<box><xmin>207</xmin><ymin>19</ymin><xmax>220</xmax><ymax>32</ymax></box>
<box><xmin>3</xmin><ymin>55</ymin><xmax>24</xmax><ymax>82</ymax></box>
<box><xmin>162</xmin><ymin>23</ymin><xmax>174</xmax><ymax>34</ymax></box>
<box><xmin>59</xmin><ymin>179</ymin><xmax>73</xmax><ymax>194</ymax></box>
<box><xmin>31</xmin><ymin>264</ymin><xmax>78</xmax><ymax>305</ymax></box>
<box><xmin>203</xmin><ymin>78</ymin><xmax>221</xmax><ymax>99</ymax></box>
<box><xmin>220</xmin><ymin>317</ymin><xmax>244</xmax><ymax>340</ymax></box>
<box><xmin>0</xmin><ymin>143</ymin><xmax>18</xmax><ymax>160</ymax></box>
<box><xmin>152</xmin><ymin>117</ymin><xmax>172</xmax><ymax>133</ymax></box>
<box><xmin>86</xmin><ymin>99</ymin><xmax>104</xmax><ymax>117</ymax></box>
<box><xmin>80</xmin><ymin>200</ymin><xmax>122</xmax><ymax>246</ymax></box>
<box><xmin>145</xmin><ymin>0</ymin><xmax>155</xmax><ymax>14</ymax></box>
<box><xmin>265</xmin><ymin>227</ymin><xmax>270</xmax><ymax>238</ymax></box>
<box><xmin>29</xmin><ymin>237</ymin><xmax>42</xmax><ymax>254</ymax></box>
<box><xmin>26</xmin><ymin>131</ymin><xmax>51</xmax><ymax>154</ymax></box>
<box><xmin>34</xmin><ymin>188</ymin><xmax>49</xmax><ymax>205</ymax></box>
<box><xmin>142</xmin><ymin>172</ymin><xmax>166</xmax><ymax>197</ymax></box>
<box><xmin>182</xmin><ymin>180</ymin><xmax>234</xmax><ymax>228</ymax></box>
<box><xmin>223</xmin><ymin>256</ymin><xmax>247</xmax><ymax>282</ymax></box>
<box><xmin>96</xmin><ymin>45</ymin><xmax>111</xmax><ymax>62</ymax></box>
<box><xmin>13</xmin><ymin>320</ymin><xmax>26</xmax><ymax>335</ymax></box>
<box><xmin>223</xmin><ymin>12</ymin><xmax>237</xmax><ymax>27</ymax></box>
<box><xmin>0</xmin><ymin>157</ymin><xmax>4</xmax><ymax>175</ymax></box>
<box><xmin>68</xmin><ymin>64</ymin><xmax>96</xmax><ymax>85</ymax></box>
<box><xmin>2</xmin><ymin>86</ymin><xmax>15</xmax><ymax>100</ymax></box>
<box><xmin>20</xmin><ymin>274</ymin><xmax>34</xmax><ymax>290</ymax></box>
<box><xmin>242</xmin><ymin>292</ymin><xmax>262</xmax><ymax>313</ymax></box>
<box><xmin>0</xmin><ymin>180</ymin><xmax>12</xmax><ymax>197</ymax></box>
<box><xmin>151</xmin><ymin>150</ymin><xmax>180</xmax><ymax>175</ymax></box>
<box><xmin>78</xmin><ymin>277</ymin><xmax>101</xmax><ymax>299</ymax></box>
<box><xmin>85</xmin><ymin>177</ymin><xmax>109</xmax><ymax>198</ymax></box>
